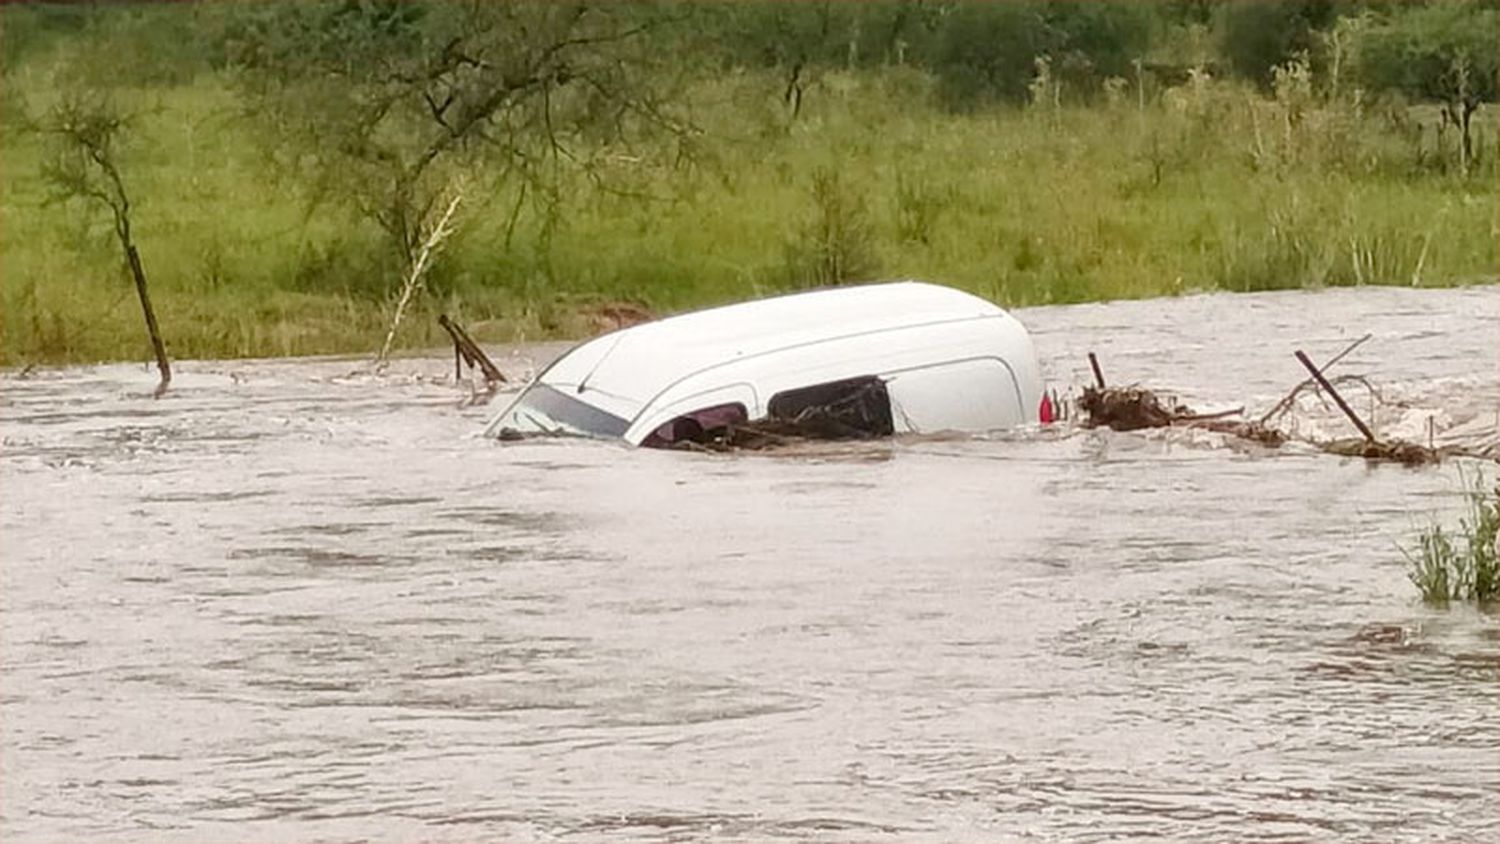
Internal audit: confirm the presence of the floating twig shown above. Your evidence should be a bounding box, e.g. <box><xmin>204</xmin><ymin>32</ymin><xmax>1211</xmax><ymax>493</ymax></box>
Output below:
<box><xmin>1266</xmin><ymin>373</ymin><xmax>1381</xmax><ymax>422</ymax></box>
<box><xmin>1173</xmin><ymin>406</ymin><xmax>1245</xmax><ymax>423</ymax></box>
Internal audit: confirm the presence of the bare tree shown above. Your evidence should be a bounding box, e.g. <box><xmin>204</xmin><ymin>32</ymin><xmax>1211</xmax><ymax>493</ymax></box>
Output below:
<box><xmin>41</xmin><ymin>95</ymin><xmax>171</xmax><ymax>397</ymax></box>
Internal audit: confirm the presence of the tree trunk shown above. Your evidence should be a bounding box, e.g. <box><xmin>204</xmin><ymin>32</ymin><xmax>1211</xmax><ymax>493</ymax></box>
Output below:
<box><xmin>126</xmin><ymin>244</ymin><xmax>171</xmax><ymax>397</ymax></box>
<box><xmin>1461</xmin><ymin>99</ymin><xmax>1477</xmax><ymax>175</ymax></box>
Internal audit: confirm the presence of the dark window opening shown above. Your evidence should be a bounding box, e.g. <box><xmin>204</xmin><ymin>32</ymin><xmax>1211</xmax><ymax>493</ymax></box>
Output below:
<box><xmin>640</xmin><ymin>403</ymin><xmax>749</xmax><ymax>449</ymax></box>
<box><xmin>645</xmin><ymin>378</ymin><xmax>894</xmax><ymax>451</ymax></box>
<box><xmin>765</xmin><ymin>376</ymin><xmax>893</xmax><ymax>439</ymax></box>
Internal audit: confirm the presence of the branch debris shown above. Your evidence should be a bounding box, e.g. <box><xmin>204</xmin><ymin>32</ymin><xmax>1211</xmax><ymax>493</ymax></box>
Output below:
<box><xmin>1078</xmin><ymin>347</ymin><xmax>1490</xmax><ymax>465</ymax></box>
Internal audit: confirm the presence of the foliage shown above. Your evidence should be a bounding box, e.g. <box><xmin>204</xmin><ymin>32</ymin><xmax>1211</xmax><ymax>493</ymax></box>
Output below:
<box><xmin>38</xmin><ymin>93</ymin><xmax>132</xmax><ymax>228</ymax></box>
<box><xmin>1040</xmin><ymin>2</ymin><xmax>1157</xmax><ymax>93</ymax></box>
<box><xmin>706</xmin><ymin>1</ymin><xmax>938</xmax><ymax>70</ymax></box>
<box><xmin>930</xmin><ymin>3</ymin><xmax>1050</xmax><ymax>107</ymax></box>
<box><xmin>1406</xmin><ymin>470</ymin><xmax>1498</xmax><ymax>605</ymax></box>
<box><xmin>0</xmin><ymin>1</ymin><xmax>92</xmax><ymax>70</ymax></box>
<box><xmin>929</xmin><ymin>2</ymin><xmax>1154</xmax><ymax>108</ymax></box>
<box><xmin>694</xmin><ymin>0</ymin><xmax>943</xmax><ymax>117</ymax></box>
<box><xmin>783</xmin><ymin>166</ymin><xmax>878</xmax><ymax>288</ymax></box>
<box><xmin>1354</xmin><ymin>1</ymin><xmax>1498</xmax><ymax>105</ymax></box>
<box><xmin>36</xmin><ymin>88</ymin><xmax>172</xmax><ymax>392</ymax></box>
<box><xmin>1</xmin><ymin>2</ymin><xmax>1498</xmax><ymax>365</ymax></box>
<box><xmin>222</xmin><ymin>1</ymin><xmax>688</xmax><ymax>282</ymax></box>
<box><xmin>720</xmin><ymin>1</ymin><xmax>1156</xmax><ymax>109</ymax></box>
<box><xmin>1216</xmin><ymin>0</ymin><xmax>1339</xmax><ymax>87</ymax></box>
<box><xmin>3</xmin><ymin>2</ymin><xmax>213</xmax><ymax>88</ymax></box>
<box><xmin>1353</xmin><ymin>1</ymin><xmax>1498</xmax><ymax>170</ymax></box>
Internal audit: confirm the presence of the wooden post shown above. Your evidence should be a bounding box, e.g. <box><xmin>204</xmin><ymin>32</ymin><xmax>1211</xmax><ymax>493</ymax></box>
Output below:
<box><xmin>1087</xmin><ymin>352</ymin><xmax>1106</xmax><ymax>389</ymax></box>
<box><xmin>438</xmin><ymin>314</ymin><xmax>506</xmax><ymax>386</ymax></box>
<box><xmin>1295</xmin><ymin>349</ymin><xmax>1375</xmax><ymax>442</ymax></box>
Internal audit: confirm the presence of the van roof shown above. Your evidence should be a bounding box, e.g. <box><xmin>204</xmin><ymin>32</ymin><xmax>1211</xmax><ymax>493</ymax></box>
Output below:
<box><xmin>537</xmin><ymin>281</ymin><xmax>1007</xmax><ymax>420</ymax></box>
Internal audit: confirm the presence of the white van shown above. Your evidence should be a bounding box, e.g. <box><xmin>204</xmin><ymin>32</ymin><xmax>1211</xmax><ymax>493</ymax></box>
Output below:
<box><xmin>484</xmin><ymin>281</ymin><xmax>1047</xmax><ymax>447</ymax></box>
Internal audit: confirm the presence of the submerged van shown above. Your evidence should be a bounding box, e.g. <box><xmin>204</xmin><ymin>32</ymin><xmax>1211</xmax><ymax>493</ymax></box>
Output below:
<box><xmin>484</xmin><ymin>281</ymin><xmax>1047</xmax><ymax>448</ymax></box>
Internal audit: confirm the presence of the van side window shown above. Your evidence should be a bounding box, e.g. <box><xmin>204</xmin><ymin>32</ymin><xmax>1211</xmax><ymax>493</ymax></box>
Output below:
<box><xmin>766</xmin><ymin>376</ymin><xmax>894</xmax><ymax>438</ymax></box>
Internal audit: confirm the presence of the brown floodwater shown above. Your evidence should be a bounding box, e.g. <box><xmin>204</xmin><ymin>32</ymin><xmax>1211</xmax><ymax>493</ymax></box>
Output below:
<box><xmin>2</xmin><ymin>285</ymin><xmax>1497</xmax><ymax>842</ymax></box>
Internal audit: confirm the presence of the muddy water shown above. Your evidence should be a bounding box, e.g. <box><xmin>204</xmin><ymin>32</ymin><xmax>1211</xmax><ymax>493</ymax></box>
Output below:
<box><xmin>3</xmin><ymin>285</ymin><xmax>1497</xmax><ymax>842</ymax></box>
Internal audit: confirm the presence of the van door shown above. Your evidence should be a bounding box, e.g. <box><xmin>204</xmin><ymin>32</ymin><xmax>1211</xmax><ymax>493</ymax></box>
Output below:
<box><xmin>882</xmin><ymin>357</ymin><xmax>1025</xmax><ymax>434</ymax></box>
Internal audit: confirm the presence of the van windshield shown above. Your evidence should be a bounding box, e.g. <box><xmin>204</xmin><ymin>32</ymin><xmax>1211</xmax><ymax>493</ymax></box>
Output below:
<box><xmin>494</xmin><ymin>384</ymin><xmax>629</xmax><ymax>439</ymax></box>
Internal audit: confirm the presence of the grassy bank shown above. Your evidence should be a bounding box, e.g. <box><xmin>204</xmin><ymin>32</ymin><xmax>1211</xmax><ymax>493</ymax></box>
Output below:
<box><xmin>2</xmin><ymin>66</ymin><xmax>1495</xmax><ymax>367</ymax></box>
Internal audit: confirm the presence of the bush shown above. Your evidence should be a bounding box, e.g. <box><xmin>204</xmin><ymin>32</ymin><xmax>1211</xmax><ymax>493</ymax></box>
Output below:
<box><xmin>1042</xmin><ymin>2</ymin><xmax>1156</xmax><ymax>93</ymax></box>
<box><xmin>1406</xmin><ymin>470</ymin><xmax>1498</xmax><ymax>605</ymax></box>
<box><xmin>1</xmin><ymin>3</ymin><xmax>87</xmax><ymax>70</ymax></box>
<box><xmin>1353</xmin><ymin>1</ymin><xmax>1498</xmax><ymax>172</ymax></box>
<box><xmin>1354</xmin><ymin>1</ymin><xmax>1498</xmax><ymax>105</ymax></box>
<box><xmin>783</xmin><ymin>166</ymin><xmax>877</xmax><ymax>288</ymax></box>
<box><xmin>1216</xmin><ymin>0</ymin><xmax>1337</xmax><ymax>87</ymax></box>
<box><xmin>705</xmin><ymin>1</ymin><xmax>939</xmax><ymax>71</ymax></box>
<box><xmin>930</xmin><ymin>2</ymin><xmax>1155</xmax><ymax>109</ymax></box>
<box><xmin>931</xmin><ymin>3</ymin><xmax>1051</xmax><ymax>107</ymax></box>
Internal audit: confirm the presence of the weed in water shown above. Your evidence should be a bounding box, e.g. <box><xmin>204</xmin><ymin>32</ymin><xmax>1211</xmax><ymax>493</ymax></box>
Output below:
<box><xmin>1405</xmin><ymin>469</ymin><xmax>1499</xmax><ymax>605</ymax></box>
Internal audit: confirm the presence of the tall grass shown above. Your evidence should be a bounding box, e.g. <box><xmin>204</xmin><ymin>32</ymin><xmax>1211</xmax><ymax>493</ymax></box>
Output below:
<box><xmin>1407</xmin><ymin>470</ymin><xmax>1499</xmax><ymax>606</ymax></box>
<box><xmin>2</xmin><ymin>65</ymin><xmax>1495</xmax><ymax>366</ymax></box>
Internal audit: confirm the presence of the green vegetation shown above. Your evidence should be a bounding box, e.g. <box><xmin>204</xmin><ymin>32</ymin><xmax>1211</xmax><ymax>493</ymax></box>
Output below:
<box><xmin>1</xmin><ymin>1</ymin><xmax>1495</xmax><ymax>367</ymax></box>
<box><xmin>1407</xmin><ymin>470</ymin><xmax>1498</xmax><ymax>605</ymax></box>
<box><xmin>37</xmin><ymin>90</ymin><xmax>174</xmax><ymax>392</ymax></box>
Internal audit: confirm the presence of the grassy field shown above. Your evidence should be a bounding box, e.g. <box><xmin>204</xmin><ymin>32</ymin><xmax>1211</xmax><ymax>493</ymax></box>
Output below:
<box><xmin>2</xmin><ymin>66</ymin><xmax>1494</xmax><ymax>367</ymax></box>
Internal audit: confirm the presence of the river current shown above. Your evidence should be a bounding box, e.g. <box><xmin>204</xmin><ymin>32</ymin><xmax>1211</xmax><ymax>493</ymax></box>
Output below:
<box><xmin>2</xmin><ymin>285</ymin><xmax>1496</xmax><ymax>842</ymax></box>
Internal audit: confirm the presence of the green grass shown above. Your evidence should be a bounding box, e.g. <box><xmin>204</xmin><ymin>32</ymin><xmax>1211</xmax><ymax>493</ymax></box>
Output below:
<box><xmin>2</xmin><ymin>67</ymin><xmax>1495</xmax><ymax>366</ymax></box>
<box><xmin>1407</xmin><ymin>469</ymin><xmax>1499</xmax><ymax>606</ymax></box>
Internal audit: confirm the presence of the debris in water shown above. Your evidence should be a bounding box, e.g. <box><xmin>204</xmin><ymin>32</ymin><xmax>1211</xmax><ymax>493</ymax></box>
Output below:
<box><xmin>1322</xmin><ymin>438</ymin><xmax>1441</xmax><ymax>465</ymax></box>
<box><xmin>438</xmin><ymin>313</ymin><xmax>506</xmax><ymax>404</ymax></box>
<box><xmin>1257</xmin><ymin>333</ymin><xmax>1371</xmax><ymax>425</ymax></box>
<box><xmin>1078</xmin><ymin>385</ymin><xmax>1190</xmax><ymax>432</ymax></box>
<box><xmin>1079</xmin><ymin>384</ymin><xmax>1287</xmax><ymax>445</ymax></box>
<box><xmin>1075</xmin><ymin>347</ymin><xmax>1487</xmax><ymax>464</ymax></box>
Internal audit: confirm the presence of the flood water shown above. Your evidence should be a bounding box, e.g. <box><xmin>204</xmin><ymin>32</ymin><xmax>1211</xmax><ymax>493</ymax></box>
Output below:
<box><xmin>3</xmin><ymin>285</ymin><xmax>1497</xmax><ymax>842</ymax></box>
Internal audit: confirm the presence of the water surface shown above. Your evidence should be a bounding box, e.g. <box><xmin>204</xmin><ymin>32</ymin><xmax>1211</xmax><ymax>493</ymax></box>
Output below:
<box><xmin>3</xmin><ymin>285</ymin><xmax>1497</xmax><ymax>842</ymax></box>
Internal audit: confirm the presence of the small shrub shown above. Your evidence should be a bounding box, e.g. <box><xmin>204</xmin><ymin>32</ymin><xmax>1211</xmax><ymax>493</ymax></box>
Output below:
<box><xmin>1408</xmin><ymin>525</ymin><xmax>1458</xmax><ymax>604</ymax></box>
<box><xmin>1326</xmin><ymin>228</ymin><xmax>1431</xmax><ymax>287</ymax></box>
<box><xmin>893</xmin><ymin>169</ymin><xmax>949</xmax><ymax>245</ymax></box>
<box><xmin>1217</xmin><ymin>0</ymin><xmax>1335</xmax><ymax>89</ymax></box>
<box><xmin>283</xmin><ymin>235</ymin><xmax>392</xmax><ymax>299</ymax></box>
<box><xmin>1219</xmin><ymin>210</ymin><xmax>1329</xmax><ymax>291</ymax></box>
<box><xmin>1406</xmin><ymin>470</ymin><xmax>1499</xmax><ymax>605</ymax></box>
<box><xmin>783</xmin><ymin>166</ymin><xmax>877</xmax><ymax>288</ymax></box>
